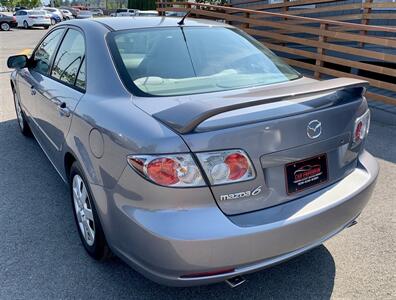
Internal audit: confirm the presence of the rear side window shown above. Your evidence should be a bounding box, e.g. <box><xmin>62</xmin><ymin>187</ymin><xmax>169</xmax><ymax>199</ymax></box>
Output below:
<box><xmin>29</xmin><ymin>10</ymin><xmax>46</xmax><ymax>15</ymax></box>
<box><xmin>75</xmin><ymin>57</ymin><xmax>86</xmax><ymax>90</ymax></box>
<box><xmin>51</xmin><ymin>29</ymin><xmax>85</xmax><ymax>89</ymax></box>
<box><xmin>31</xmin><ymin>29</ymin><xmax>64</xmax><ymax>74</ymax></box>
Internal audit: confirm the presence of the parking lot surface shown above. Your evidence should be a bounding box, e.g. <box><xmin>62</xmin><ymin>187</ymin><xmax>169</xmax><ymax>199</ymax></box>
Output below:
<box><xmin>0</xmin><ymin>28</ymin><xmax>395</xmax><ymax>299</ymax></box>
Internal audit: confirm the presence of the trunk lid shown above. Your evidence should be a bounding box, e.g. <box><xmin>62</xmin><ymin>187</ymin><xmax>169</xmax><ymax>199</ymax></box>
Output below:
<box><xmin>133</xmin><ymin>77</ymin><xmax>368</xmax><ymax>215</ymax></box>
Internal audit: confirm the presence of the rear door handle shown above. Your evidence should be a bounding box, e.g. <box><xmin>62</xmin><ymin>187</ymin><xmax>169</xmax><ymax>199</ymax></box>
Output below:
<box><xmin>30</xmin><ymin>86</ymin><xmax>36</xmax><ymax>96</ymax></box>
<box><xmin>58</xmin><ymin>102</ymin><xmax>71</xmax><ymax>117</ymax></box>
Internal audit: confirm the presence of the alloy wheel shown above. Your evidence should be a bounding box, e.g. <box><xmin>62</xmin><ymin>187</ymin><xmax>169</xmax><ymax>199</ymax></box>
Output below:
<box><xmin>1</xmin><ymin>22</ymin><xmax>10</xmax><ymax>31</ymax></box>
<box><xmin>72</xmin><ymin>174</ymin><xmax>95</xmax><ymax>246</ymax></box>
<box><xmin>23</xmin><ymin>21</ymin><xmax>28</xmax><ymax>29</ymax></box>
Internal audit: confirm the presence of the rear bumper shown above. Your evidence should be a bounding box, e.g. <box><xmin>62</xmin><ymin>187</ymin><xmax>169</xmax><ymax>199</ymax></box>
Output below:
<box><xmin>91</xmin><ymin>150</ymin><xmax>378</xmax><ymax>287</ymax></box>
<box><xmin>31</xmin><ymin>21</ymin><xmax>51</xmax><ymax>26</ymax></box>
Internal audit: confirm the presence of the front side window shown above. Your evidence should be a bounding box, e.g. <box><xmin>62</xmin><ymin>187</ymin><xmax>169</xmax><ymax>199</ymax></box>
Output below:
<box><xmin>51</xmin><ymin>29</ymin><xmax>85</xmax><ymax>88</ymax></box>
<box><xmin>109</xmin><ymin>27</ymin><xmax>300</xmax><ymax>96</ymax></box>
<box><xmin>31</xmin><ymin>29</ymin><xmax>64</xmax><ymax>74</ymax></box>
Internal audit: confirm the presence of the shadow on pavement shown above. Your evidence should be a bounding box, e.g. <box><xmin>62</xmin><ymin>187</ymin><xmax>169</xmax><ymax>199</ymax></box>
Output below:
<box><xmin>0</xmin><ymin>119</ymin><xmax>336</xmax><ymax>299</ymax></box>
<box><xmin>365</xmin><ymin>122</ymin><xmax>396</xmax><ymax>164</ymax></box>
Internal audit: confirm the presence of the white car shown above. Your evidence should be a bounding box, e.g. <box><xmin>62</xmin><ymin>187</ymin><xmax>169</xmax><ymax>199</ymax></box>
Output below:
<box><xmin>90</xmin><ymin>8</ymin><xmax>103</xmax><ymax>16</ymax></box>
<box><xmin>76</xmin><ymin>10</ymin><xmax>93</xmax><ymax>19</ymax></box>
<box><xmin>136</xmin><ymin>10</ymin><xmax>159</xmax><ymax>16</ymax></box>
<box><xmin>61</xmin><ymin>9</ymin><xmax>73</xmax><ymax>20</ymax></box>
<box><xmin>41</xmin><ymin>7</ymin><xmax>64</xmax><ymax>20</ymax></box>
<box><xmin>111</xmin><ymin>8</ymin><xmax>137</xmax><ymax>17</ymax></box>
<box><xmin>15</xmin><ymin>10</ymin><xmax>51</xmax><ymax>29</ymax></box>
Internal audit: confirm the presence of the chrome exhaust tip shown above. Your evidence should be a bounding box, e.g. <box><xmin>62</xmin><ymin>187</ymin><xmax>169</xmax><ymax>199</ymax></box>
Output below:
<box><xmin>347</xmin><ymin>220</ymin><xmax>358</xmax><ymax>228</ymax></box>
<box><xmin>225</xmin><ymin>275</ymin><xmax>246</xmax><ymax>288</ymax></box>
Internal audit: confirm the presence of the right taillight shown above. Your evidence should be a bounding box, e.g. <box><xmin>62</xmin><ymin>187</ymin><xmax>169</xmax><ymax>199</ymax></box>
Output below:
<box><xmin>196</xmin><ymin>149</ymin><xmax>255</xmax><ymax>185</ymax></box>
<box><xmin>352</xmin><ymin>110</ymin><xmax>370</xmax><ymax>147</ymax></box>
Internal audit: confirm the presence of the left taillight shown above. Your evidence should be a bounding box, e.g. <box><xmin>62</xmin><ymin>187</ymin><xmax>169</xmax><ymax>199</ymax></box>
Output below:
<box><xmin>127</xmin><ymin>154</ymin><xmax>205</xmax><ymax>187</ymax></box>
<box><xmin>352</xmin><ymin>109</ymin><xmax>370</xmax><ymax>147</ymax></box>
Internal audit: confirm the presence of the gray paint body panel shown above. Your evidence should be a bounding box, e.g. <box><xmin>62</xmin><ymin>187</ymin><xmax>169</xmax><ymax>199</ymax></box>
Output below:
<box><xmin>10</xmin><ymin>17</ymin><xmax>378</xmax><ymax>286</ymax></box>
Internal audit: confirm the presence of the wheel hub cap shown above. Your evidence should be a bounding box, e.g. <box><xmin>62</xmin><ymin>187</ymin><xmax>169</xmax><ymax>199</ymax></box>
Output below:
<box><xmin>72</xmin><ymin>175</ymin><xmax>95</xmax><ymax>246</ymax></box>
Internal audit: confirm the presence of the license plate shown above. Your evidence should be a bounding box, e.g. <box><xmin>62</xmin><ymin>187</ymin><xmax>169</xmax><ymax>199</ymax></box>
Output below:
<box><xmin>285</xmin><ymin>154</ymin><xmax>328</xmax><ymax>194</ymax></box>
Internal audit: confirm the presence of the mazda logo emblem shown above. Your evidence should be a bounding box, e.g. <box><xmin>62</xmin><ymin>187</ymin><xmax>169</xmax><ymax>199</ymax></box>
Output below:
<box><xmin>307</xmin><ymin>120</ymin><xmax>322</xmax><ymax>139</ymax></box>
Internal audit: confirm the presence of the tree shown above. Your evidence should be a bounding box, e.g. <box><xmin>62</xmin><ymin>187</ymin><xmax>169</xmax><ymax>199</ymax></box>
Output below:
<box><xmin>128</xmin><ymin>0</ymin><xmax>156</xmax><ymax>10</ymax></box>
<box><xmin>14</xmin><ymin>0</ymin><xmax>42</xmax><ymax>8</ymax></box>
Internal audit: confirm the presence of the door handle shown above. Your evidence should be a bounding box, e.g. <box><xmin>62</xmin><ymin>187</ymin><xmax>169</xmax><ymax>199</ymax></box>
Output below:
<box><xmin>30</xmin><ymin>86</ymin><xmax>36</xmax><ymax>96</ymax></box>
<box><xmin>58</xmin><ymin>102</ymin><xmax>71</xmax><ymax>117</ymax></box>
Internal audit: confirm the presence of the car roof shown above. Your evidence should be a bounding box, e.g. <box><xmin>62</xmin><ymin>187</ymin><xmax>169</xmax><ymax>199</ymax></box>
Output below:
<box><xmin>90</xmin><ymin>16</ymin><xmax>232</xmax><ymax>31</ymax></box>
<box><xmin>20</xmin><ymin>9</ymin><xmax>43</xmax><ymax>13</ymax></box>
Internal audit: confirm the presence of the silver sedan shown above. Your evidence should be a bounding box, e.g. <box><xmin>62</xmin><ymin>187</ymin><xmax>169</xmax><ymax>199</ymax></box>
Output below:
<box><xmin>7</xmin><ymin>17</ymin><xmax>378</xmax><ymax>287</ymax></box>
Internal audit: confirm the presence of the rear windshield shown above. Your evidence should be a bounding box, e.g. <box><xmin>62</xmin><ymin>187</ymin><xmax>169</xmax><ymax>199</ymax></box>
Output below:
<box><xmin>109</xmin><ymin>27</ymin><xmax>300</xmax><ymax>97</ymax></box>
<box><xmin>29</xmin><ymin>11</ymin><xmax>46</xmax><ymax>15</ymax></box>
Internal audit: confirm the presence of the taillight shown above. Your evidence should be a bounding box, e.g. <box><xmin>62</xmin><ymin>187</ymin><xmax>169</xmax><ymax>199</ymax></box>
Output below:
<box><xmin>127</xmin><ymin>154</ymin><xmax>205</xmax><ymax>187</ymax></box>
<box><xmin>29</xmin><ymin>16</ymin><xmax>37</xmax><ymax>19</ymax></box>
<box><xmin>196</xmin><ymin>150</ymin><xmax>255</xmax><ymax>185</ymax></box>
<box><xmin>352</xmin><ymin>110</ymin><xmax>370</xmax><ymax>147</ymax></box>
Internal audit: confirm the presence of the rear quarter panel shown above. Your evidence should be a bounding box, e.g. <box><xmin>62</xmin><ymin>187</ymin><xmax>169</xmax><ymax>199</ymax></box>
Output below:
<box><xmin>64</xmin><ymin>21</ymin><xmax>189</xmax><ymax>188</ymax></box>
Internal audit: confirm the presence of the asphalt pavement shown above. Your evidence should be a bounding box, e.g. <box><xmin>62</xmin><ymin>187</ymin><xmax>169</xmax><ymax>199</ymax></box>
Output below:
<box><xmin>0</xmin><ymin>27</ymin><xmax>395</xmax><ymax>299</ymax></box>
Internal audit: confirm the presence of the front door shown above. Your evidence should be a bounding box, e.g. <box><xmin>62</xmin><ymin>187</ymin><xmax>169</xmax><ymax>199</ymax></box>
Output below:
<box><xmin>18</xmin><ymin>27</ymin><xmax>86</xmax><ymax>171</ymax></box>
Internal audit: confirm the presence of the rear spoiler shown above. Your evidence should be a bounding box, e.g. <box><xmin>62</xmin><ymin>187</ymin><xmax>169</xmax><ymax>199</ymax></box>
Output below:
<box><xmin>153</xmin><ymin>78</ymin><xmax>368</xmax><ymax>134</ymax></box>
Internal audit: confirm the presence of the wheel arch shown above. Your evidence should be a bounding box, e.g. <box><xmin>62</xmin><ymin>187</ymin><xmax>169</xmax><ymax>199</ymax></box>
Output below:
<box><xmin>64</xmin><ymin>151</ymin><xmax>77</xmax><ymax>181</ymax></box>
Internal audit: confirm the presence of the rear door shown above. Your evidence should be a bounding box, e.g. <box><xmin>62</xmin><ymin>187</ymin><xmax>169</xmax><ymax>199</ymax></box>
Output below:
<box><xmin>15</xmin><ymin>10</ymin><xmax>26</xmax><ymax>26</ymax></box>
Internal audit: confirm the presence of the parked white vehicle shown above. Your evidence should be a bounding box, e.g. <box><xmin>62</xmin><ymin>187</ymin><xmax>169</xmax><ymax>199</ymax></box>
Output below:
<box><xmin>136</xmin><ymin>10</ymin><xmax>159</xmax><ymax>16</ymax></box>
<box><xmin>76</xmin><ymin>10</ymin><xmax>93</xmax><ymax>19</ymax></box>
<box><xmin>111</xmin><ymin>8</ymin><xmax>137</xmax><ymax>17</ymax></box>
<box><xmin>41</xmin><ymin>7</ymin><xmax>64</xmax><ymax>20</ymax></box>
<box><xmin>61</xmin><ymin>9</ymin><xmax>73</xmax><ymax>20</ymax></box>
<box><xmin>15</xmin><ymin>10</ymin><xmax>51</xmax><ymax>29</ymax></box>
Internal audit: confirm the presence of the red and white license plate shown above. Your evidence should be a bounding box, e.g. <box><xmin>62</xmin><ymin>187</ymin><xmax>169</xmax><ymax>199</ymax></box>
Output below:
<box><xmin>285</xmin><ymin>154</ymin><xmax>328</xmax><ymax>194</ymax></box>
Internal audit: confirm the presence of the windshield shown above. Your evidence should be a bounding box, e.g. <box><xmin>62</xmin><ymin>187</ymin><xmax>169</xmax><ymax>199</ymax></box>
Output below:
<box><xmin>109</xmin><ymin>27</ymin><xmax>300</xmax><ymax>97</ymax></box>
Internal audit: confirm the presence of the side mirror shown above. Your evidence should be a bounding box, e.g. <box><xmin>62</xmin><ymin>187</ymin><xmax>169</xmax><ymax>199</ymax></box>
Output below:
<box><xmin>7</xmin><ymin>55</ymin><xmax>28</xmax><ymax>69</ymax></box>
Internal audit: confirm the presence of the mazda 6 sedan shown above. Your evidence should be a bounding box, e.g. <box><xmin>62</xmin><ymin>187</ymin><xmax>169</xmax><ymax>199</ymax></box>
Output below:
<box><xmin>7</xmin><ymin>17</ymin><xmax>378</xmax><ymax>287</ymax></box>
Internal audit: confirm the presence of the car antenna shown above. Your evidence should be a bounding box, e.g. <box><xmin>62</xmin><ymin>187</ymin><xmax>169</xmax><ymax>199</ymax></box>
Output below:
<box><xmin>177</xmin><ymin>10</ymin><xmax>191</xmax><ymax>26</ymax></box>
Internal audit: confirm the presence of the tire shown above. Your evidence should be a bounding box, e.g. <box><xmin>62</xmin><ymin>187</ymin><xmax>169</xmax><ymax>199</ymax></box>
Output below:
<box><xmin>23</xmin><ymin>20</ymin><xmax>29</xmax><ymax>29</ymax></box>
<box><xmin>13</xmin><ymin>88</ymin><xmax>31</xmax><ymax>136</ymax></box>
<box><xmin>69</xmin><ymin>161</ymin><xmax>111</xmax><ymax>260</ymax></box>
<box><xmin>0</xmin><ymin>22</ymin><xmax>10</xmax><ymax>31</ymax></box>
